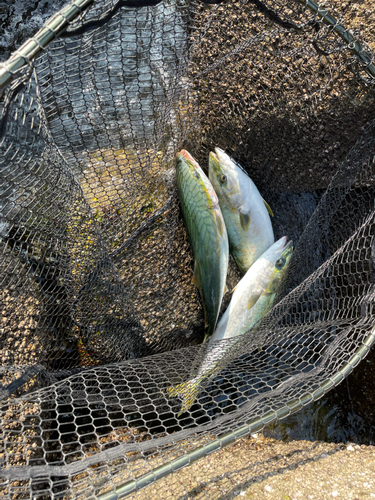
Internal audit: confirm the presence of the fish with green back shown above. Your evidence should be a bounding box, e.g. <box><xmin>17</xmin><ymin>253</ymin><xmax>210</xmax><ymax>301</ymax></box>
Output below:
<box><xmin>167</xmin><ymin>236</ymin><xmax>293</xmax><ymax>415</ymax></box>
<box><xmin>209</xmin><ymin>147</ymin><xmax>274</xmax><ymax>274</ymax></box>
<box><xmin>175</xmin><ymin>150</ymin><xmax>229</xmax><ymax>343</ymax></box>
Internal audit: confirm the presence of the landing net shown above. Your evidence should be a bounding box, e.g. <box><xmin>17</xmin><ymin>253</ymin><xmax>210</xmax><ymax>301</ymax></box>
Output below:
<box><xmin>1</xmin><ymin>0</ymin><xmax>375</xmax><ymax>498</ymax></box>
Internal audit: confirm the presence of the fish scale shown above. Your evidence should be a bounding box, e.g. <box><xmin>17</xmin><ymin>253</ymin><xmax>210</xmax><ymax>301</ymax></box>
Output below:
<box><xmin>175</xmin><ymin>150</ymin><xmax>229</xmax><ymax>342</ymax></box>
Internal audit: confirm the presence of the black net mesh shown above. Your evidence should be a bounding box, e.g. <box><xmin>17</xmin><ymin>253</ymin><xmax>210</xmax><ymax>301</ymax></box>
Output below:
<box><xmin>1</xmin><ymin>0</ymin><xmax>375</xmax><ymax>498</ymax></box>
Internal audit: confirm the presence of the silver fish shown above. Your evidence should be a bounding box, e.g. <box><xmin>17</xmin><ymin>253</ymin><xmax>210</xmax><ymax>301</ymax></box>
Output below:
<box><xmin>167</xmin><ymin>236</ymin><xmax>293</xmax><ymax>415</ymax></box>
<box><xmin>209</xmin><ymin>148</ymin><xmax>274</xmax><ymax>274</ymax></box>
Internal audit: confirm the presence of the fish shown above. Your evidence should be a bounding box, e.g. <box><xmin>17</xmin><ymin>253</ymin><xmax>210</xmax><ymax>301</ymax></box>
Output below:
<box><xmin>208</xmin><ymin>147</ymin><xmax>274</xmax><ymax>274</ymax></box>
<box><xmin>175</xmin><ymin>150</ymin><xmax>229</xmax><ymax>342</ymax></box>
<box><xmin>167</xmin><ymin>236</ymin><xmax>293</xmax><ymax>415</ymax></box>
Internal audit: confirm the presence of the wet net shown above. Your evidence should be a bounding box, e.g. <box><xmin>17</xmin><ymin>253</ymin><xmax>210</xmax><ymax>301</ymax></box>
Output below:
<box><xmin>1</xmin><ymin>0</ymin><xmax>375</xmax><ymax>498</ymax></box>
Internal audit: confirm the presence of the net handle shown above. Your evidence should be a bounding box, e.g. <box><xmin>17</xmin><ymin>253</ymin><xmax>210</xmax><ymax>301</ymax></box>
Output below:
<box><xmin>97</xmin><ymin>327</ymin><xmax>375</xmax><ymax>499</ymax></box>
<box><xmin>0</xmin><ymin>0</ymin><xmax>227</xmax><ymax>93</ymax></box>
<box><xmin>0</xmin><ymin>0</ymin><xmax>94</xmax><ymax>91</ymax></box>
<box><xmin>299</xmin><ymin>0</ymin><xmax>375</xmax><ymax>78</ymax></box>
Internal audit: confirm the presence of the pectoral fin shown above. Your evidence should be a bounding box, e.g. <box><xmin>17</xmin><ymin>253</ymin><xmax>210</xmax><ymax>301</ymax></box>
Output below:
<box><xmin>224</xmin><ymin>284</ymin><xmax>228</xmax><ymax>294</ymax></box>
<box><xmin>240</xmin><ymin>211</ymin><xmax>251</xmax><ymax>231</ymax></box>
<box><xmin>192</xmin><ymin>262</ymin><xmax>200</xmax><ymax>287</ymax></box>
<box><xmin>247</xmin><ymin>293</ymin><xmax>261</xmax><ymax>310</ymax></box>
<box><xmin>262</xmin><ymin>198</ymin><xmax>274</xmax><ymax>216</ymax></box>
<box><xmin>215</xmin><ymin>211</ymin><xmax>224</xmax><ymax>237</ymax></box>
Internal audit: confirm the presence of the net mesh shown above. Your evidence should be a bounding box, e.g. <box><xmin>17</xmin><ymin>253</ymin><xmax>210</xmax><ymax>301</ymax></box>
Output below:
<box><xmin>1</xmin><ymin>0</ymin><xmax>375</xmax><ymax>498</ymax></box>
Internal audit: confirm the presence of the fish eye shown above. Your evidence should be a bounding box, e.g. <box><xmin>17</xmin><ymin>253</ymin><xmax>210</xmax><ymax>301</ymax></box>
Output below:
<box><xmin>220</xmin><ymin>174</ymin><xmax>227</xmax><ymax>183</ymax></box>
<box><xmin>275</xmin><ymin>257</ymin><xmax>286</xmax><ymax>270</ymax></box>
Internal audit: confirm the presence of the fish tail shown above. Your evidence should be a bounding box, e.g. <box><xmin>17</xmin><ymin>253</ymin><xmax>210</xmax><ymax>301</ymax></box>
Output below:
<box><xmin>166</xmin><ymin>378</ymin><xmax>202</xmax><ymax>416</ymax></box>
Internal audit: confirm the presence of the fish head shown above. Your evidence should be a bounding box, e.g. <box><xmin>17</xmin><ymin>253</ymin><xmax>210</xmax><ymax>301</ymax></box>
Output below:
<box><xmin>260</xmin><ymin>236</ymin><xmax>293</xmax><ymax>294</ymax></box>
<box><xmin>176</xmin><ymin>150</ymin><xmax>219</xmax><ymax>208</ymax></box>
<box><xmin>208</xmin><ymin>148</ymin><xmax>249</xmax><ymax>210</ymax></box>
<box><xmin>177</xmin><ymin>149</ymin><xmax>200</xmax><ymax>169</ymax></box>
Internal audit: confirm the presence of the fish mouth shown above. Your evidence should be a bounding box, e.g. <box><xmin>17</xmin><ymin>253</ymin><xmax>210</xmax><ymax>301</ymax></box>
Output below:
<box><xmin>282</xmin><ymin>237</ymin><xmax>293</xmax><ymax>250</ymax></box>
<box><xmin>209</xmin><ymin>151</ymin><xmax>219</xmax><ymax>162</ymax></box>
<box><xmin>208</xmin><ymin>151</ymin><xmax>224</xmax><ymax>175</ymax></box>
<box><xmin>177</xmin><ymin>149</ymin><xmax>199</xmax><ymax>166</ymax></box>
<box><xmin>210</xmin><ymin>148</ymin><xmax>234</xmax><ymax>174</ymax></box>
<box><xmin>214</xmin><ymin>147</ymin><xmax>225</xmax><ymax>157</ymax></box>
<box><xmin>274</xmin><ymin>236</ymin><xmax>293</xmax><ymax>255</ymax></box>
<box><xmin>214</xmin><ymin>148</ymin><xmax>236</xmax><ymax>170</ymax></box>
<box><xmin>280</xmin><ymin>237</ymin><xmax>293</xmax><ymax>257</ymax></box>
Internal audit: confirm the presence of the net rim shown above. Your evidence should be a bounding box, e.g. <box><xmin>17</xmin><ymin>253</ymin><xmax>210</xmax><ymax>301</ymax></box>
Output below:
<box><xmin>96</xmin><ymin>326</ymin><xmax>375</xmax><ymax>499</ymax></box>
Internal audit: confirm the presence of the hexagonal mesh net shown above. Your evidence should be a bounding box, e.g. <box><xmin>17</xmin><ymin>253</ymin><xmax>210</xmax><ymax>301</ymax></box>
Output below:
<box><xmin>1</xmin><ymin>0</ymin><xmax>375</xmax><ymax>498</ymax></box>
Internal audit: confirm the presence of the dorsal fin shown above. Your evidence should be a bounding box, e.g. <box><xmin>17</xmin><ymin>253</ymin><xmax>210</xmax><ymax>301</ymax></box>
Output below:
<box><xmin>262</xmin><ymin>198</ymin><xmax>274</xmax><ymax>217</ymax></box>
